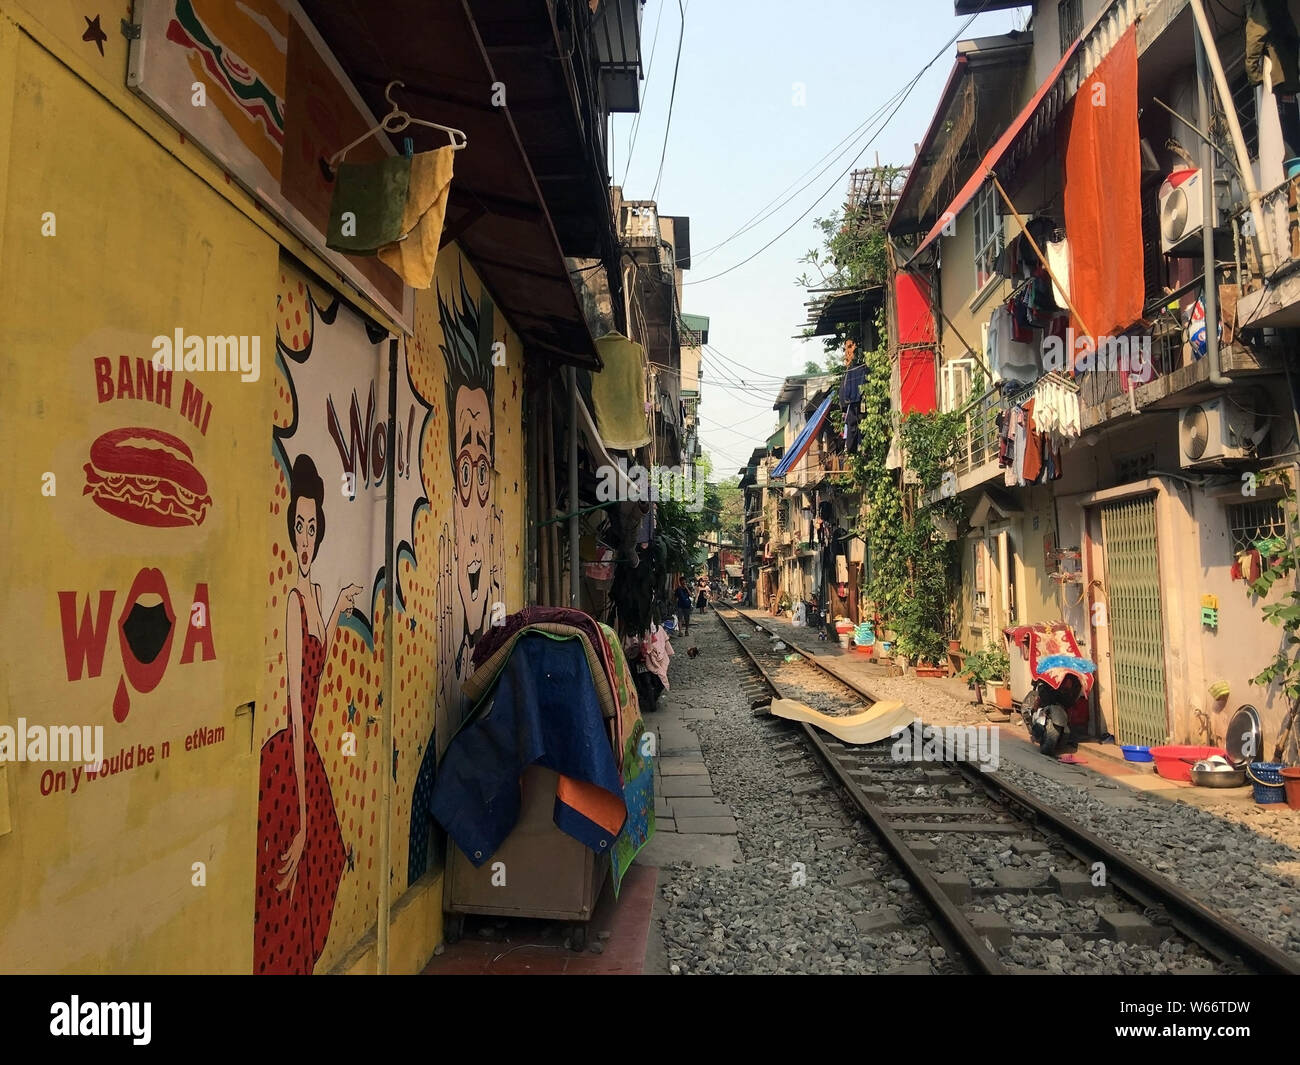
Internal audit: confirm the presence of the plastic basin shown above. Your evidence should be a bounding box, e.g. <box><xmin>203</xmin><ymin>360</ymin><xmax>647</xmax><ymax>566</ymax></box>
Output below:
<box><xmin>1149</xmin><ymin>745</ymin><xmax>1230</xmax><ymax>783</ymax></box>
<box><xmin>1121</xmin><ymin>745</ymin><xmax>1152</xmax><ymax>762</ymax></box>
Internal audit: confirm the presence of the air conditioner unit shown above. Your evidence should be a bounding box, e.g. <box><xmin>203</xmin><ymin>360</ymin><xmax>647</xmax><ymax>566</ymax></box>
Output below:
<box><xmin>1178</xmin><ymin>397</ymin><xmax>1258</xmax><ymax>466</ymax></box>
<box><xmin>1160</xmin><ymin>168</ymin><xmax>1205</xmax><ymax>255</ymax></box>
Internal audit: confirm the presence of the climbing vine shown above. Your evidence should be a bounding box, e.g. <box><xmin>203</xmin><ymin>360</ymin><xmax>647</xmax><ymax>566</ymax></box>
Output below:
<box><xmin>845</xmin><ymin>314</ymin><xmax>964</xmax><ymax>665</ymax></box>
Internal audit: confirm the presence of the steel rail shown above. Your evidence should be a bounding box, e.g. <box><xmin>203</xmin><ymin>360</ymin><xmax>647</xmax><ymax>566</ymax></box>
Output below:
<box><xmin>714</xmin><ymin>608</ymin><xmax>1005</xmax><ymax>974</ymax></box>
<box><xmin>719</xmin><ymin>608</ymin><xmax>1300</xmax><ymax>976</ymax></box>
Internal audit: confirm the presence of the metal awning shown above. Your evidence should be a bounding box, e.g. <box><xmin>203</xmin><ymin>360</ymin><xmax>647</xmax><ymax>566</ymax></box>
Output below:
<box><xmin>799</xmin><ymin>286</ymin><xmax>885</xmax><ymax>342</ymax></box>
<box><xmin>299</xmin><ymin>0</ymin><xmax>603</xmax><ymax>367</ymax></box>
<box><xmin>772</xmin><ymin>392</ymin><xmax>836</xmax><ymax>479</ymax></box>
<box><xmin>910</xmin><ymin>38</ymin><xmax>1081</xmax><ymax>261</ymax></box>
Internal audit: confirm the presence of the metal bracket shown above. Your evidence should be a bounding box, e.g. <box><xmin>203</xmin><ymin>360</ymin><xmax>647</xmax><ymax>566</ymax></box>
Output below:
<box><xmin>120</xmin><ymin>19</ymin><xmax>142</xmax><ymax>41</ymax></box>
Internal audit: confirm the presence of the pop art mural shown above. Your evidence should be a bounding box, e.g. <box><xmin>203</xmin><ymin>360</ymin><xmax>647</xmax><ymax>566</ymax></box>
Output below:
<box><xmin>0</xmin><ymin>0</ymin><xmax>532</xmax><ymax>975</ymax></box>
<box><xmin>260</xmin><ymin>251</ymin><xmax>524</xmax><ymax>973</ymax></box>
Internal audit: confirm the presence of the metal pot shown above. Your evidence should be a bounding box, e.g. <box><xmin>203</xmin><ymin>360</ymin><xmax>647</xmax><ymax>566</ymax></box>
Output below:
<box><xmin>1189</xmin><ymin>766</ymin><xmax>1247</xmax><ymax>788</ymax></box>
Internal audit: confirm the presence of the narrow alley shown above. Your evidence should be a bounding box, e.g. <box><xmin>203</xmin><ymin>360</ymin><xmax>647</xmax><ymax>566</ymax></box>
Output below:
<box><xmin>4</xmin><ymin>0</ymin><xmax>1300</xmax><ymax>1042</ymax></box>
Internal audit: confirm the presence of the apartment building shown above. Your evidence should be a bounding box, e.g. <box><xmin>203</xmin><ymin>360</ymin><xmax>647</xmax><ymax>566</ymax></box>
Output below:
<box><xmin>887</xmin><ymin>0</ymin><xmax>1300</xmax><ymax>750</ymax></box>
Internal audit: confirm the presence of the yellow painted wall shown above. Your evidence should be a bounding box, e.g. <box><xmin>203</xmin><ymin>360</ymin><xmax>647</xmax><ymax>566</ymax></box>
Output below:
<box><xmin>259</xmin><ymin>249</ymin><xmax>525</xmax><ymax>974</ymax></box>
<box><xmin>0</xmin><ymin>0</ymin><xmax>528</xmax><ymax>973</ymax></box>
<box><xmin>0</xmin><ymin>19</ymin><xmax>273</xmax><ymax>973</ymax></box>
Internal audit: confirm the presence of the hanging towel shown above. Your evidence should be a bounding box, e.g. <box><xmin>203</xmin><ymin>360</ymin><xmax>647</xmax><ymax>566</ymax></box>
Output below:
<box><xmin>1012</xmin><ymin>405</ymin><xmax>1029</xmax><ymax>486</ymax></box>
<box><xmin>1045</xmin><ymin>238</ymin><xmax>1071</xmax><ymax>310</ymax></box>
<box><xmin>327</xmin><ymin>154</ymin><xmax>411</xmax><ymax>252</ymax></box>
<box><xmin>592</xmin><ymin>332</ymin><xmax>652</xmax><ymax>449</ymax></box>
<box><xmin>984</xmin><ymin>312</ymin><xmax>1005</xmax><ymax>385</ymax></box>
<box><xmin>1002</xmin><ymin>328</ymin><xmax>1041</xmax><ymax>385</ymax></box>
<box><xmin>376</xmin><ymin>146</ymin><xmax>456</xmax><ymax>289</ymax></box>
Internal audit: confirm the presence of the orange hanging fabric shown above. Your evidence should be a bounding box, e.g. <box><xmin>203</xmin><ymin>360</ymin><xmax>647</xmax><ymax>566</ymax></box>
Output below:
<box><xmin>1063</xmin><ymin>24</ymin><xmax>1144</xmax><ymax>342</ymax></box>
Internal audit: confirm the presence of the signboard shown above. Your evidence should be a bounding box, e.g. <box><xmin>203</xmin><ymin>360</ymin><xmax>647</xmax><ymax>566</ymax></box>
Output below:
<box><xmin>127</xmin><ymin>0</ymin><xmax>412</xmax><ymax>330</ymax></box>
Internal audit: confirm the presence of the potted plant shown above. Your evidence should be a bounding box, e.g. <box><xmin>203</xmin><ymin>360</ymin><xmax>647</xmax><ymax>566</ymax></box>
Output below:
<box><xmin>961</xmin><ymin>646</ymin><xmax>1011</xmax><ymax>706</ymax></box>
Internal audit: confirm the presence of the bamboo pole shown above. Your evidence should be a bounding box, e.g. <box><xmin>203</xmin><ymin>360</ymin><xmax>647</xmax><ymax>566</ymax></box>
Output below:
<box><xmin>989</xmin><ymin>173</ymin><xmax>1094</xmax><ymax>341</ymax></box>
<box><xmin>1188</xmin><ymin>0</ymin><xmax>1275</xmax><ymax>275</ymax></box>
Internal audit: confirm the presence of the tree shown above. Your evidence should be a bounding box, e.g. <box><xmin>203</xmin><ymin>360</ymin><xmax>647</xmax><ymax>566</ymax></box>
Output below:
<box><xmin>713</xmin><ymin>476</ymin><xmax>743</xmax><ymax>543</ymax></box>
<box><xmin>794</xmin><ymin>164</ymin><xmax>906</xmax><ymax>355</ymax></box>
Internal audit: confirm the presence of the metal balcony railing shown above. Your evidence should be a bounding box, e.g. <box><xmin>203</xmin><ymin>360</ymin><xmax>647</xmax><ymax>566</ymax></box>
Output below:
<box><xmin>952</xmin><ymin>388</ymin><xmax>1002</xmax><ymax>476</ymax></box>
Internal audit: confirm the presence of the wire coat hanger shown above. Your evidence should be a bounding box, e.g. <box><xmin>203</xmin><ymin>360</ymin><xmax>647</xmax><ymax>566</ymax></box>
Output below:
<box><xmin>327</xmin><ymin>81</ymin><xmax>467</xmax><ymax>171</ymax></box>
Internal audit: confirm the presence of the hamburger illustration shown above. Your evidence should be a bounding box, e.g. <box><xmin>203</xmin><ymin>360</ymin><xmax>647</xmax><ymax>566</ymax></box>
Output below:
<box><xmin>83</xmin><ymin>426</ymin><xmax>213</xmax><ymax>528</ymax></box>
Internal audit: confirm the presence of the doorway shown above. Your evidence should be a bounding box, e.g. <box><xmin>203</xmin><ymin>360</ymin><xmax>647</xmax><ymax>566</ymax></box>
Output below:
<box><xmin>1098</xmin><ymin>495</ymin><xmax>1167</xmax><ymax>746</ymax></box>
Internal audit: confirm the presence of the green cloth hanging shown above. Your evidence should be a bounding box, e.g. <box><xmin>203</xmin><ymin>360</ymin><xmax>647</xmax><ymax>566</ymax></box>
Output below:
<box><xmin>327</xmin><ymin>155</ymin><xmax>412</xmax><ymax>253</ymax></box>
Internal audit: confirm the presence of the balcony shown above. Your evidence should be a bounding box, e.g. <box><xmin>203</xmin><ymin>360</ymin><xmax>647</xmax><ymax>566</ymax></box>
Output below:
<box><xmin>818</xmin><ymin>451</ymin><xmax>850</xmax><ymax>476</ymax></box>
<box><xmin>952</xmin><ymin>388</ymin><xmax>1003</xmax><ymax>491</ymax></box>
<box><xmin>1236</xmin><ymin>173</ymin><xmax>1300</xmax><ymax>328</ymax></box>
<box><xmin>1079</xmin><ymin>323</ymin><xmax>1285</xmax><ymax>430</ymax></box>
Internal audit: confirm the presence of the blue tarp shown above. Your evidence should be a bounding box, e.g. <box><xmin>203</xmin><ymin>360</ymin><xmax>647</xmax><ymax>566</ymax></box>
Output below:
<box><xmin>772</xmin><ymin>391</ymin><xmax>836</xmax><ymax>479</ymax></box>
<box><xmin>430</xmin><ymin>633</ymin><xmax>625</xmax><ymax>865</ymax></box>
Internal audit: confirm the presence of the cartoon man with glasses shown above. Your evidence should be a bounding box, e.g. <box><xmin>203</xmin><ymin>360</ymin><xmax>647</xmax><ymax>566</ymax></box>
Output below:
<box><xmin>409</xmin><ymin>269</ymin><xmax>507</xmax><ymax>885</ymax></box>
<box><xmin>434</xmin><ymin>272</ymin><xmax>505</xmax><ymax>752</ymax></box>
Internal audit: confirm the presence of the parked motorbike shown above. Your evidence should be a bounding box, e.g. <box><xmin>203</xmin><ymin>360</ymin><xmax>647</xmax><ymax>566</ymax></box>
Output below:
<box><xmin>1019</xmin><ymin>653</ymin><xmax>1096</xmax><ymax>756</ymax></box>
<box><xmin>1021</xmin><ymin>678</ymin><xmax>1077</xmax><ymax>755</ymax></box>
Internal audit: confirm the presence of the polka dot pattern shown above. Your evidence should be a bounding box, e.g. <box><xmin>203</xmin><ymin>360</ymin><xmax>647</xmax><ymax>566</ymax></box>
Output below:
<box><xmin>257</xmin><ymin>252</ymin><xmax>528</xmax><ymax>971</ymax></box>
<box><xmin>253</xmin><ymin>593</ymin><xmax>346</xmax><ymax>974</ymax></box>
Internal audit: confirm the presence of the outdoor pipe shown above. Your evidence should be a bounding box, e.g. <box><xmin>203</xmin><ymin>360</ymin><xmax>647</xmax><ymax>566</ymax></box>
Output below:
<box><xmin>569</xmin><ymin>364</ymin><xmax>580</xmax><ymax>607</ymax></box>
<box><xmin>1196</xmin><ymin>25</ymin><xmax>1230</xmax><ymax>386</ymax></box>
<box><xmin>1189</xmin><ymin>0</ymin><xmax>1275</xmax><ymax>276</ymax></box>
<box><xmin>379</xmin><ymin>335</ymin><xmax>398</xmax><ymax>974</ymax></box>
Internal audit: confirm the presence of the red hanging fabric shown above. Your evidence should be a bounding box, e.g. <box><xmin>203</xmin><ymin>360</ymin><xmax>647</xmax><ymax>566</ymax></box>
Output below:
<box><xmin>1062</xmin><ymin>24</ymin><xmax>1144</xmax><ymax>342</ymax></box>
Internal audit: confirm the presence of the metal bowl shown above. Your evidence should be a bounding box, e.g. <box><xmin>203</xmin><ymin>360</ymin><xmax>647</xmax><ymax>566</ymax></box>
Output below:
<box><xmin>1189</xmin><ymin>766</ymin><xmax>1247</xmax><ymax>788</ymax></box>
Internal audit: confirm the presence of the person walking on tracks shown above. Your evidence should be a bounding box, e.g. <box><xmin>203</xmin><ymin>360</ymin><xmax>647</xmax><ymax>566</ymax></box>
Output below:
<box><xmin>675</xmin><ymin>576</ymin><xmax>694</xmax><ymax>636</ymax></box>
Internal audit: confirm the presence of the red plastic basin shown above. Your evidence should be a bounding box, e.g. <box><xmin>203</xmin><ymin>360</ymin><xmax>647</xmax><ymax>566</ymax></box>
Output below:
<box><xmin>1149</xmin><ymin>745</ymin><xmax>1230</xmax><ymax>783</ymax></box>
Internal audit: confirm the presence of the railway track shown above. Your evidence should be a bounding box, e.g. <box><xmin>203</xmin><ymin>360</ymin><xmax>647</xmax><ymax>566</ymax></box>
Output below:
<box><xmin>714</xmin><ymin>607</ymin><xmax>1300</xmax><ymax>976</ymax></box>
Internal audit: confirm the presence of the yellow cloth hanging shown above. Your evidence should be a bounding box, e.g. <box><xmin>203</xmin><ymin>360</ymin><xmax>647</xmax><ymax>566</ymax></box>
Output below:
<box><xmin>377</xmin><ymin>146</ymin><xmax>455</xmax><ymax>289</ymax></box>
<box><xmin>591</xmin><ymin>332</ymin><xmax>651</xmax><ymax>450</ymax></box>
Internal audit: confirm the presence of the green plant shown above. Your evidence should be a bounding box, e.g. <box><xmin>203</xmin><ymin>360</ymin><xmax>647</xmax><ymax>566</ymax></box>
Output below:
<box><xmin>961</xmin><ymin>646</ymin><xmax>1010</xmax><ymax>686</ymax></box>
<box><xmin>794</xmin><ymin>164</ymin><xmax>906</xmax><ymax>356</ymax></box>
<box><xmin>1249</xmin><ymin>472</ymin><xmax>1300</xmax><ymax>706</ymax></box>
<box><xmin>832</xmin><ymin>318</ymin><xmax>963</xmax><ymax>667</ymax></box>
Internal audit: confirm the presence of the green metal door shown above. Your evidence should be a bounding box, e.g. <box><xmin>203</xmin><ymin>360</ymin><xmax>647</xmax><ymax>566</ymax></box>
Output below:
<box><xmin>1100</xmin><ymin>495</ymin><xmax>1167</xmax><ymax>746</ymax></box>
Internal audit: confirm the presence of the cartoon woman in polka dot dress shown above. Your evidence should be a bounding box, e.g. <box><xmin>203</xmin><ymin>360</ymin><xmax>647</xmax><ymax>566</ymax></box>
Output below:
<box><xmin>254</xmin><ymin>454</ymin><xmax>358</xmax><ymax>974</ymax></box>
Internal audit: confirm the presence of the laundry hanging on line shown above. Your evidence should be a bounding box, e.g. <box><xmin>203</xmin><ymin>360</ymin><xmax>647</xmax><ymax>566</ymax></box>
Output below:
<box><xmin>326</xmin><ymin>147</ymin><xmax>456</xmax><ymax>288</ymax></box>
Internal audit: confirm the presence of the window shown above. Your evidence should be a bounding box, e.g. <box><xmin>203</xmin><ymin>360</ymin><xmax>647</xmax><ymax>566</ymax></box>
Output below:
<box><xmin>1226</xmin><ymin>499</ymin><xmax>1287</xmax><ymax>554</ymax></box>
<box><xmin>1115</xmin><ymin>448</ymin><xmax>1156</xmax><ymax>484</ymax></box>
<box><xmin>941</xmin><ymin>358</ymin><xmax>975</xmax><ymax>412</ymax></box>
<box><xmin>973</xmin><ymin>183</ymin><xmax>1002</xmax><ymax>291</ymax></box>
<box><xmin>1058</xmin><ymin>0</ymin><xmax>1082</xmax><ymax>56</ymax></box>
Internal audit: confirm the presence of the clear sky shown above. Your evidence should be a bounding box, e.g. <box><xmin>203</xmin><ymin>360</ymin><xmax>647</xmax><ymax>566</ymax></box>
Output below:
<box><xmin>610</xmin><ymin>0</ymin><xmax>1025</xmax><ymax>477</ymax></box>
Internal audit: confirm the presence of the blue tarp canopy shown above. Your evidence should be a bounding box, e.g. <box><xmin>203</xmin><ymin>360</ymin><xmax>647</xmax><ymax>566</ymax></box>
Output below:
<box><xmin>771</xmin><ymin>391</ymin><xmax>835</xmax><ymax>479</ymax></box>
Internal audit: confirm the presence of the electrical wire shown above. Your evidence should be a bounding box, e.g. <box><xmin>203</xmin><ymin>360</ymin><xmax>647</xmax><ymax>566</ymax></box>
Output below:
<box><xmin>681</xmin><ymin>7</ymin><xmax>987</xmax><ymax>285</ymax></box>
<box><xmin>704</xmin><ymin>342</ymin><xmax>791</xmax><ymax>382</ymax></box>
<box><xmin>621</xmin><ymin>0</ymin><xmax>666</xmax><ymax>187</ymax></box>
<box><xmin>689</xmin><ymin>84</ymin><xmax>917</xmax><ymax>267</ymax></box>
<box><xmin>650</xmin><ymin>0</ymin><xmax>686</xmax><ymax>203</ymax></box>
